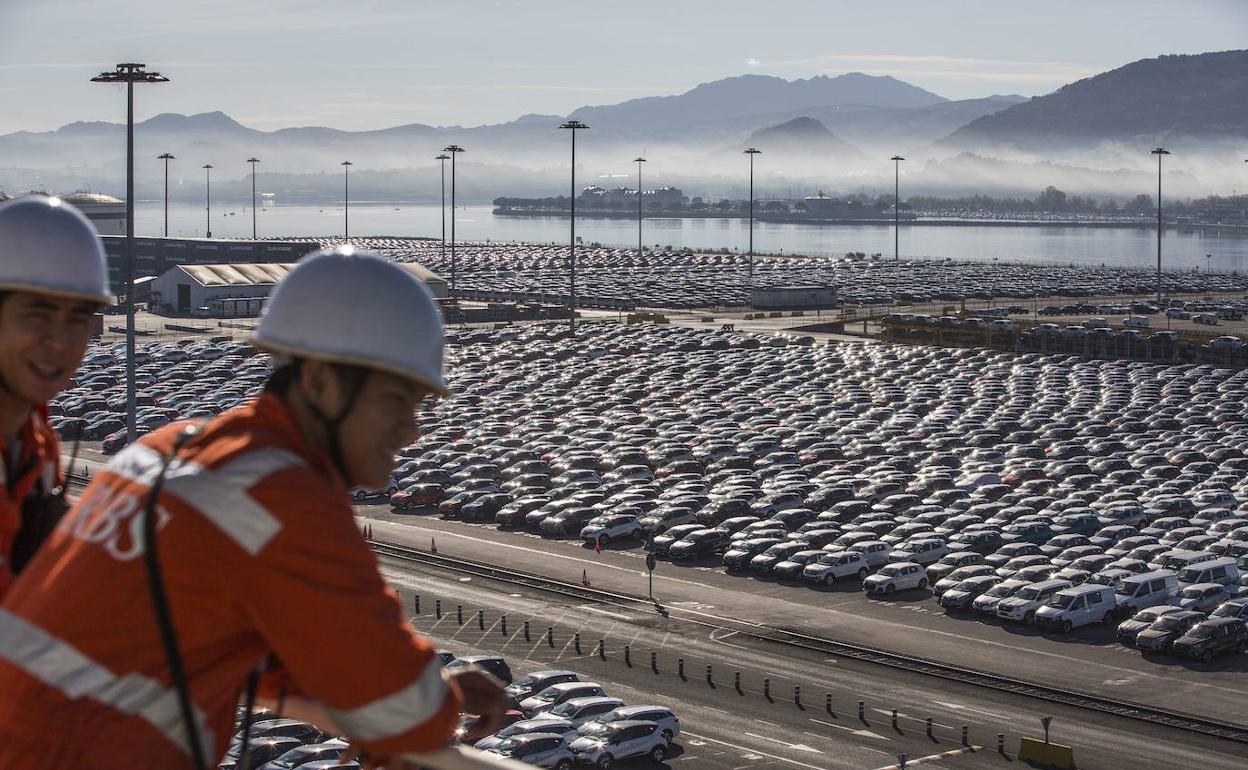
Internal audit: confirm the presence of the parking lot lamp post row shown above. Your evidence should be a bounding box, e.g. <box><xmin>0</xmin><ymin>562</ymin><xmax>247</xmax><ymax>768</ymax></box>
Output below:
<box><xmin>443</xmin><ymin>145</ymin><xmax>465</xmax><ymax>292</ymax></box>
<box><xmin>744</xmin><ymin>148</ymin><xmax>761</xmax><ymax>286</ymax></box>
<box><xmin>560</xmin><ymin>121</ymin><xmax>588</xmax><ymax>332</ymax></box>
<box><xmin>1151</xmin><ymin>147</ymin><xmax>1170</xmax><ymax>305</ymax></box>
<box><xmin>158</xmin><ymin>153</ymin><xmax>175</xmax><ymax>237</ymax></box>
<box><xmin>436</xmin><ymin>153</ymin><xmax>450</xmax><ymax>264</ymax></box>
<box><xmin>341</xmin><ymin>160</ymin><xmax>353</xmax><ymax>240</ymax></box>
<box><xmin>245</xmin><ymin>157</ymin><xmax>263</xmax><ymax>238</ymax></box>
<box><xmin>247</xmin><ymin>157</ymin><xmax>260</xmax><ymax>238</ymax></box>
<box><xmin>91</xmin><ymin>63</ymin><xmax>168</xmax><ymax>443</ymax></box>
<box><xmin>634</xmin><ymin>156</ymin><xmax>646</xmax><ymax>257</ymax></box>
<box><xmin>891</xmin><ymin>155</ymin><xmax>905</xmax><ymax>261</ymax></box>
<box><xmin>202</xmin><ymin>164</ymin><xmax>213</xmax><ymax>238</ymax></box>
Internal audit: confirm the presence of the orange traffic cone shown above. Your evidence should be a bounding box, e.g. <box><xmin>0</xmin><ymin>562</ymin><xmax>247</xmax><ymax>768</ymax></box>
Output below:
<box><xmin>431</xmin><ymin>537</ymin><xmax>438</xmax><ymax>555</ymax></box>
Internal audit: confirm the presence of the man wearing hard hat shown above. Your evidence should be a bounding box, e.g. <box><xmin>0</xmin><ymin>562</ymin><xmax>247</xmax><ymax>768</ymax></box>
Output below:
<box><xmin>0</xmin><ymin>195</ymin><xmax>111</xmax><ymax>600</ymax></box>
<box><xmin>0</xmin><ymin>246</ymin><xmax>508</xmax><ymax>768</ymax></box>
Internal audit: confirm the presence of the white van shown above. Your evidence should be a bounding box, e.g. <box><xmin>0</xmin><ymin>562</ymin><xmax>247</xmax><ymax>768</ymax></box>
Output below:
<box><xmin>1177</xmin><ymin>557</ymin><xmax>1241</xmax><ymax>589</ymax></box>
<box><xmin>1157</xmin><ymin>549</ymin><xmax>1217</xmax><ymax>573</ymax></box>
<box><xmin>1123</xmin><ymin>315</ymin><xmax>1150</xmax><ymax>328</ymax></box>
<box><xmin>1114</xmin><ymin>569</ymin><xmax>1179</xmax><ymax>613</ymax></box>
<box><xmin>1035</xmin><ymin>584</ymin><xmax>1117</xmax><ymax>632</ymax></box>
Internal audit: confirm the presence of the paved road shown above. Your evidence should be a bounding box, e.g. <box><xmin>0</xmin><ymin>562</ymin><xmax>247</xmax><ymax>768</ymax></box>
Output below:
<box><xmin>381</xmin><ymin>554</ymin><xmax>1245</xmax><ymax>770</ymax></box>
<box><xmin>355</xmin><ymin>511</ymin><xmax>1248</xmax><ymax>726</ymax></box>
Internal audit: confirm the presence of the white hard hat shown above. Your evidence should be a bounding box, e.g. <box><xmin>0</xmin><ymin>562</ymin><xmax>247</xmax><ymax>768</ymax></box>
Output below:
<box><xmin>0</xmin><ymin>195</ymin><xmax>111</xmax><ymax>304</ymax></box>
<box><xmin>253</xmin><ymin>245</ymin><xmax>448</xmax><ymax>395</ymax></box>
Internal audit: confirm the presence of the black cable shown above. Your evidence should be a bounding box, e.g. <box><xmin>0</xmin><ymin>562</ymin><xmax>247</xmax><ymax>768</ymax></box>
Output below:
<box><xmin>142</xmin><ymin>422</ymin><xmax>207</xmax><ymax>770</ymax></box>
<box><xmin>235</xmin><ymin>668</ymin><xmax>261</xmax><ymax>770</ymax></box>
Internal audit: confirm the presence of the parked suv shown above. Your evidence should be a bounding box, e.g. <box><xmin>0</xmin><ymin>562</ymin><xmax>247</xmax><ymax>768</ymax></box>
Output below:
<box><xmin>802</xmin><ymin>550</ymin><xmax>869</xmax><ymax>585</ymax></box>
<box><xmin>996</xmin><ymin>579</ymin><xmax>1072</xmax><ymax>625</ymax></box>
<box><xmin>569</xmin><ymin>720</ymin><xmax>669</xmax><ymax>767</ymax></box>
<box><xmin>863</xmin><ymin>562</ymin><xmax>928</xmax><ymax>596</ymax></box>
<box><xmin>1170</xmin><ymin>618</ymin><xmax>1248</xmax><ymax>663</ymax></box>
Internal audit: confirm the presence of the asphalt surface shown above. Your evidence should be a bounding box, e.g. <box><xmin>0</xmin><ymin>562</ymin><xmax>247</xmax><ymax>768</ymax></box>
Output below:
<box><xmin>353</xmin><ymin>511</ymin><xmax>1248</xmax><ymax>726</ymax></box>
<box><xmin>379</xmin><ymin>552</ymin><xmax>1246</xmax><ymax>770</ymax></box>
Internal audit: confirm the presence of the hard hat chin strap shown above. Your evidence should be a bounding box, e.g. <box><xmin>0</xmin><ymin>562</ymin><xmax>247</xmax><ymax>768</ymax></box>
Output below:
<box><xmin>305</xmin><ymin>366</ymin><xmax>370</xmax><ymax>489</ymax></box>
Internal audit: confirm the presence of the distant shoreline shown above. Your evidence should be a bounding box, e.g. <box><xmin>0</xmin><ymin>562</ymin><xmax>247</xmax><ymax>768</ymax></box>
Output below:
<box><xmin>493</xmin><ymin>208</ymin><xmax>1248</xmax><ymax>232</ymax></box>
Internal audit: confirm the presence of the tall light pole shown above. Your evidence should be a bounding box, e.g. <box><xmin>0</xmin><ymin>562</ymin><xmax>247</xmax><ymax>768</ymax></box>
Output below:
<box><xmin>634</xmin><ymin>156</ymin><xmax>646</xmax><ymax>257</ymax></box>
<box><xmin>91</xmin><ymin>63</ymin><xmax>168</xmax><ymax>445</ymax></box>
<box><xmin>744</xmin><ymin>148</ymin><xmax>761</xmax><ymax>285</ymax></box>
<box><xmin>443</xmin><ymin>145</ymin><xmax>464</xmax><ymax>291</ymax></box>
<box><xmin>436</xmin><ymin>153</ymin><xmax>450</xmax><ymax>265</ymax></box>
<box><xmin>341</xmin><ymin>160</ymin><xmax>353</xmax><ymax>239</ymax></box>
<box><xmin>202</xmin><ymin>164</ymin><xmax>213</xmax><ymax>238</ymax></box>
<box><xmin>1151</xmin><ymin>147</ymin><xmax>1170</xmax><ymax>305</ymax></box>
<box><xmin>157</xmin><ymin>153</ymin><xmax>175</xmax><ymax>237</ymax></box>
<box><xmin>891</xmin><ymin>155</ymin><xmax>905</xmax><ymax>261</ymax></box>
<box><xmin>247</xmin><ymin>157</ymin><xmax>260</xmax><ymax>239</ymax></box>
<box><xmin>560</xmin><ymin>121</ymin><xmax>588</xmax><ymax>333</ymax></box>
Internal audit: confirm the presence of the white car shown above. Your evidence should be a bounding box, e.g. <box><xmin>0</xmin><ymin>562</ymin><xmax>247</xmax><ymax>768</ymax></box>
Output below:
<box><xmin>847</xmin><ymin>539</ymin><xmax>891</xmax><ymax>568</ymax></box>
<box><xmin>996</xmin><ymin>579</ymin><xmax>1072</xmax><ymax>624</ymax></box>
<box><xmin>863</xmin><ymin>562</ymin><xmax>928</xmax><ymax>596</ymax></box>
<box><xmin>579</xmin><ymin>514</ymin><xmax>643</xmax><ymax>546</ymax></box>
<box><xmin>568</xmin><ymin>720</ymin><xmax>669</xmax><ymax>768</ymax></box>
<box><xmin>484</xmin><ymin>733</ymin><xmax>576</xmax><ymax>769</ymax></box>
<box><xmin>887</xmin><ymin>538</ymin><xmax>949</xmax><ymax>566</ymax></box>
<box><xmin>577</xmin><ymin>706</ymin><xmax>680</xmax><ymax>743</ymax></box>
<box><xmin>519</xmin><ymin>682</ymin><xmax>607</xmax><ymax>716</ymax></box>
<box><xmin>475</xmin><ymin>718</ymin><xmax>578</xmax><ymax>752</ymax></box>
<box><xmin>530</xmin><ymin>696</ymin><xmax>626</xmax><ymax>727</ymax></box>
<box><xmin>802</xmin><ymin>550</ymin><xmax>869</xmax><ymax>585</ymax></box>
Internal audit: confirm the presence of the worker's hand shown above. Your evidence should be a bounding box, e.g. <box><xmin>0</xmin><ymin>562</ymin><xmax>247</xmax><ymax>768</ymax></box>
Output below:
<box><xmin>448</xmin><ymin>667</ymin><xmax>509</xmax><ymax>743</ymax></box>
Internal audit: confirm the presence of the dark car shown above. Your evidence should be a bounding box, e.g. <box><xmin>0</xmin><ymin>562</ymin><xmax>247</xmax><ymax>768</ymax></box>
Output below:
<box><xmin>1116</xmin><ymin>606</ymin><xmax>1181</xmax><ymax>646</ymax></box>
<box><xmin>668</xmin><ymin>528</ymin><xmax>732</xmax><ymax>561</ymax></box>
<box><xmin>771</xmin><ymin>549</ymin><xmax>826</xmax><ymax>581</ymax></box>
<box><xmin>1135</xmin><ymin>610</ymin><xmax>1206</xmax><ymax>654</ymax></box>
<box><xmin>1170</xmin><ymin>617</ymin><xmax>1248</xmax><ymax>663</ymax></box>
<box><xmin>505</xmin><ymin>670</ymin><xmax>580</xmax><ymax>704</ymax></box>
<box><xmin>219</xmin><ymin>737</ymin><xmax>302</xmax><ymax>770</ymax></box>
<box><xmin>650</xmin><ymin>523</ymin><xmax>706</xmax><ymax>557</ymax></box>
<box><xmin>722</xmin><ymin>536</ymin><xmax>784</xmax><ymax>571</ymax></box>
<box><xmin>446</xmin><ymin>655</ymin><xmax>514</xmax><ymax>684</ymax></box>
<box><xmin>938</xmin><ymin>575</ymin><xmax>1001</xmax><ymax>612</ymax></box>
<box><xmin>748</xmin><ymin>542</ymin><xmax>810</xmax><ymax>574</ymax></box>
<box><xmin>257</xmin><ymin>741</ymin><xmax>348</xmax><ymax>770</ymax></box>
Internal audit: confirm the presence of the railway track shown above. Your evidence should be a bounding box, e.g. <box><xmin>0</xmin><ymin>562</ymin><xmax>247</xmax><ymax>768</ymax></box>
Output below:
<box><xmin>369</xmin><ymin>539</ymin><xmax>1248</xmax><ymax>745</ymax></box>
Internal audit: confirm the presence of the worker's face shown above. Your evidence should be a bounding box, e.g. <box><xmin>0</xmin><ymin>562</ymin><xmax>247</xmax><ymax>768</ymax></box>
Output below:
<box><xmin>0</xmin><ymin>292</ymin><xmax>95</xmax><ymax>406</ymax></box>
<box><xmin>338</xmin><ymin>369</ymin><xmax>427</xmax><ymax>490</ymax></box>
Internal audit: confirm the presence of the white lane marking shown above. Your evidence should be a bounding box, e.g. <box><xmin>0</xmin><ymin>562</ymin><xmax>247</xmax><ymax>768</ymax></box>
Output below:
<box><xmin>871</xmin><ymin>708</ymin><xmax>954</xmax><ymax>730</ymax></box>
<box><xmin>931</xmin><ymin>700</ymin><xmax>1013</xmax><ymax>722</ymax></box>
<box><xmin>807</xmin><ymin>718</ymin><xmax>889</xmax><ymax>741</ymax></box>
<box><xmin>584</xmin><ymin>607</ymin><xmax>633</xmax><ymax>620</ymax></box>
<box><xmin>742</xmin><ymin>733</ymin><xmax>821</xmax><ymax>754</ymax></box>
<box><xmin>680</xmin><ymin>732</ymin><xmax>830</xmax><ymax>770</ymax></box>
<box><xmin>704</xmin><ymin>706</ymin><xmax>729</xmax><ymax>714</ymax></box>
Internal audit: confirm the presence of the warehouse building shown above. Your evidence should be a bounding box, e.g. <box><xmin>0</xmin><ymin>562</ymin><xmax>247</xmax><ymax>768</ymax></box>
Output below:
<box><xmin>148</xmin><ymin>262</ymin><xmax>446</xmax><ymax>316</ymax></box>
<box><xmin>100</xmin><ymin>236</ymin><xmax>320</xmax><ymax>297</ymax></box>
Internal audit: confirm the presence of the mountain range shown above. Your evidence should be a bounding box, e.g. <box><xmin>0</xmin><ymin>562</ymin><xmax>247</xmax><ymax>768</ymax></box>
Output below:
<box><xmin>1</xmin><ymin>51</ymin><xmax>1244</xmax><ymax>202</ymax></box>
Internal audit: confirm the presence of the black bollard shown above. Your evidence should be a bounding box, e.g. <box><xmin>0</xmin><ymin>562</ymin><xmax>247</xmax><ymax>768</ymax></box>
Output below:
<box><xmin>706</xmin><ymin>664</ymin><xmax>713</xmax><ymax>685</ymax></box>
<box><xmin>547</xmin><ymin>627</ymin><xmax>554</xmax><ymax>648</ymax></box>
<box><xmin>413</xmin><ymin>594</ymin><xmax>420</xmax><ymax>615</ymax></box>
<box><xmin>858</xmin><ymin>701</ymin><xmax>865</xmax><ymax>722</ymax></box>
<box><xmin>477</xmin><ymin>610</ymin><xmax>484</xmax><ymax>630</ymax></box>
<box><xmin>501</xmin><ymin>615</ymin><xmax>507</xmax><ymax>636</ymax></box>
<box><xmin>624</xmin><ymin>645</ymin><xmax>631</xmax><ymax>667</ymax></box>
<box><xmin>763</xmin><ymin>678</ymin><xmax>770</xmax><ymax>700</ymax></box>
<box><xmin>597</xmin><ymin>640</ymin><xmax>605</xmax><ymax>660</ymax></box>
<box><xmin>650</xmin><ymin>651</ymin><xmax>658</xmax><ymax>673</ymax></box>
<box><xmin>524</xmin><ymin>621</ymin><xmax>531</xmax><ymax>642</ymax></box>
<box><xmin>926</xmin><ymin>718</ymin><xmax>933</xmax><ymax>738</ymax></box>
<box><xmin>435</xmin><ymin>599</ymin><xmax>442</xmax><ymax>620</ymax></box>
<box><xmin>574</xmin><ymin>633</ymin><xmax>581</xmax><ymax>655</ymax></box>
<box><xmin>961</xmin><ymin>726</ymin><xmax>969</xmax><ymax>746</ymax></box>
<box><xmin>794</xmin><ymin>685</ymin><xmax>801</xmax><ymax>708</ymax></box>
<box><xmin>456</xmin><ymin>604</ymin><xmax>463</xmax><ymax>624</ymax></box>
<box><xmin>734</xmin><ymin>672</ymin><xmax>742</xmax><ymax>694</ymax></box>
<box><xmin>825</xmin><ymin>693</ymin><xmax>833</xmax><ymax>715</ymax></box>
<box><xmin>998</xmin><ymin>734</ymin><xmax>1005</xmax><ymax>754</ymax></box>
<box><xmin>891</xmin><ymin>709</ymin><xmax>898</xmax><ymax>730</ymax></box>
<box><xmin>677</xmin><ymin>658</ymin><xmax>685</xmax><ymax>680</ymax></box>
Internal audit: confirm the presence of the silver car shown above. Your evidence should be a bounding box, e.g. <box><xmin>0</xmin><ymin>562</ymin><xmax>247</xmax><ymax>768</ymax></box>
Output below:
<box><xmin>485</xmin><ymin>733</ymin><xmax>575</xmax><ymax>770</ymax></box>
<box><xmin>568</xmin><ymin>720</ymin><xmax>668</xmax><ymax>768</ymax></box>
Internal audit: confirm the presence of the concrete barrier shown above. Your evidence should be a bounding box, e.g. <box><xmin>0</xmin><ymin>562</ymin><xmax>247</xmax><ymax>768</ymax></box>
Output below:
<box><xmin>1017</xmin><ymin>738</ymin><xmax>1075</xmax><ymax>769</ymax></box>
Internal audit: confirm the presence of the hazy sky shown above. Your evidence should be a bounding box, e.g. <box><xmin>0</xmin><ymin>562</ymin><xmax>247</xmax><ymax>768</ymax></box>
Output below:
<box><xmin>1</xmin><ymin>0</ymin><xmax>1245</xmax><ymax>135</ymax></box>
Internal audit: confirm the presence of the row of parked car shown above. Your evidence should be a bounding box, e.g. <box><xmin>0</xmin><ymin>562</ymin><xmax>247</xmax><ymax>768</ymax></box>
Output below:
<box><xmin>327</xmin><ymin>236</ymin><xmax>1248</xmax><ymax>309</ymax></box>
<box><xmin>214</xmin><ymin>651</ymin><xmax>682</xmax><ymax>770</ymax></box>
<box><xmin>357</xmin><ymin>325</ymin><xmax>1248</xmax><ymax>663</ymax></box>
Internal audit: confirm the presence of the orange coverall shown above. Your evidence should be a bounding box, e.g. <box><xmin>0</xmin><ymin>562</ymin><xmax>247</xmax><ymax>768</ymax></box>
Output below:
<box><xmin>0</xmin><ymin>393</ymin><xmax>462</xmax><ymax>768</ymax></box>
